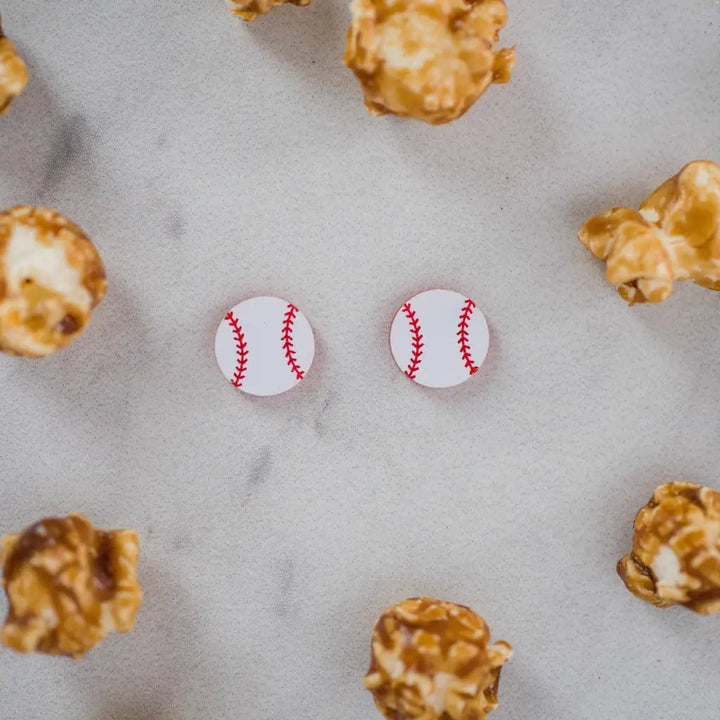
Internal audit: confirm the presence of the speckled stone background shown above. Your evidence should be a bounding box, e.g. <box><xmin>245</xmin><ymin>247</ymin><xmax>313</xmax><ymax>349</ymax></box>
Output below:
<box><xmin>0</xmin><ymin>2</ymin><xmax>719</xmax><ymax>719</ymax></box>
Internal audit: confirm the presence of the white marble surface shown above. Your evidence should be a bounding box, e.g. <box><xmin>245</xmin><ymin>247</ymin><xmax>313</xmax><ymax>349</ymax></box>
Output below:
<box><xmin>0</xmin><ymin>1</ymin><xmax>719</xmax><ymax>718</ymax></box>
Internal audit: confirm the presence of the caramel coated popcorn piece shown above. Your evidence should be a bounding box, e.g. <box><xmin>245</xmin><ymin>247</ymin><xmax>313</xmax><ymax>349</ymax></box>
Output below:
<box><xmin>1</xmin><ymin>514</ymin><xmax>142</xmax><ymax>658</ymax></box>
<box><xmin>227</xmin><ymin>0</ymin><xmax>310</xmax><ymax>21</ymax></box>
<box><xmin>579</xmin><ymin>161</ymin><xmax>720</xmax><ymax>305</ymax></box>
<box><xmin>0</xmin><ymin>206</ymin><xmax>106</xmax><ymax>357</ymax></box>
<box><xmin>0</xmin><ymin>16</ymin><xmax>28</xmax><ymax>115</ymax></box>
<box><xmin>365</xmin><ymin>597</ymin><xmax>512</xmax><ymax>720</ymax></box>
<box><xmin>344</xmin><ymin>0</ymin><xmax>515</xmax><ymax>125</ymax></box>
<box><xmin>618</xmin><ymin>483</ymin><xmax>720</xmax><ymax>615</ymax></box>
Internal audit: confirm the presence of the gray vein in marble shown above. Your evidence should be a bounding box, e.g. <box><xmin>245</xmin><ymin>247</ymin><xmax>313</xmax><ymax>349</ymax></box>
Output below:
<box><xmin>232</xmin><ymin>447</ymin><xmax>273</xmax><ymax>509</ymax></box>
<box><xmin>274</xmin><ymin>557</ymin><xmax>296</xmax><ymax>618</ymax></box>
<box><xmin>164</xmin><ymin>211</ymin><xmax>188</xmax><ymax>239</ymax></box>
<box><xmin>40</xmin><ymin>113</ymin><xmax>91</xmax><ymax>197</ymax></box>
<box><xmin>313</xmin><ymin>391</ymin><xmax>336</xmax><ymax>438</ymax></box>
<box><xmin>248</xmin><ymin>448</ymin><xmax>272</xmax><ymax>489</ymax></box>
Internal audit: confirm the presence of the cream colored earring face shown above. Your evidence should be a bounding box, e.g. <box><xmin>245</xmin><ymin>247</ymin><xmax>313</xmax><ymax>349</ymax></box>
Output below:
<box><xmin>214</xmin><ymin>296</ymin><xmax>315</xmax><ymax>396</ymax></box>
<box><xmin>389</xmin><ymin>289</ymin><xmax>490</xmax><ymax>388</ymax></box>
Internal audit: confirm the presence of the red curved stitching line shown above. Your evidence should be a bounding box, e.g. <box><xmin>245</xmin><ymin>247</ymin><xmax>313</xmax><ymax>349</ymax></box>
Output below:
<box><xmin>402</xmin><ymin>302</ymin><xmax>423</xmax><ymax>379</ymax></box>
<box><xmin>457</xmin><ymin>298</ymin><xmax>479</xmax><ymax>375</ymax></box>
<box><xmin>281</xmin><ymin>303</ymin><xmax>304</xmax><ymax>380</ymax></box>
<box><xmin>225</xmin><ymin>310</ymin><xmax>249</xmax><ymax>387</ymax></box>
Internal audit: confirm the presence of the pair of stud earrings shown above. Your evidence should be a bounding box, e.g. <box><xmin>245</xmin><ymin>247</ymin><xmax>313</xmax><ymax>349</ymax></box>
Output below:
<box><xmin>214</xmin><ymin>289</ymin><xmax>490</xmax><ymax>396</ymax></box>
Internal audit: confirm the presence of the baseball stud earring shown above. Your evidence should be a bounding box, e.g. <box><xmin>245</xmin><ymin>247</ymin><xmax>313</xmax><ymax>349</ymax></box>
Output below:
<box><xmin>389</xmin><ymin>289</ymin><xmax>489</xmax><ymax>388</ymax></box>
<box><xmin>215</xmin><ymin>296</ymin><xmax>315</xmax><ymax>396</ymax></box>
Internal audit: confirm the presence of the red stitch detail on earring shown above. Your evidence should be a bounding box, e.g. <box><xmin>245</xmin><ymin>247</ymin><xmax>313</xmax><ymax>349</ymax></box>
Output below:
<box><xmin>281</xmin><ymin>303</ymin><xmax>304</xmax><ymax>380</ymax></box>
<box><xmin>402</xmin><ymin>302</ymin><xmax>424</xmax><ymax>379</ymax></box>
<box><xmin>225</xmin><ymin>310</ymin><xmax>249</xmax><ymax>387</ymax></box>
<box><xmin>457</xmin><ymin>298</ymin><xmax>478</xmax><ymax>375</ymax></box>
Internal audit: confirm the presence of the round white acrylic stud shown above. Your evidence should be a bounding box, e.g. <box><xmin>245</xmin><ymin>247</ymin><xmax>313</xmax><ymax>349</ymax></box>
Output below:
<box><xmin>215</xmin><ymin>296</ymin><xmax>315</xmax><ymax>396</ymax></box>
<box><xmin>390</xmin><ymin>289</ymin><xmax>489</xmax><ymax>388</ymax></box>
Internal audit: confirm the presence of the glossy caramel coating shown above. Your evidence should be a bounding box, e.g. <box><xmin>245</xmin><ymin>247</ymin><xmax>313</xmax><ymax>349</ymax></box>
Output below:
<box><xmin>0</xmin><ymin>17</ymin><xmax>28</xmax><ymax>115</ymax></box>
<box><xmin>618</xmin><ymin>483</ymin><xmax>720</xmax><ymax>614</ymax></box>
<box><xmin>364</xmin><ymin>597</ymin><xmax>512</xmax><ymax>720</ymax></box>
<box><xmin>344</xmin><ymin>0</ymin><xmax>515</xmax><ymax>125</ymax></box>
<box><xmin>227</xmin><ymin>0</ymin><xmax>310</xmax><ymax>21</ymax></box>
<box><xmin>579</xmin><ymin>161</ymin><xmax>720</xmax><ymax>304</ymax></box>
<box><xmin>1</xmin><ymin>514</ymin><xmax>142</xmax><ymax>658</ymax></box>
<box><xmin>0</xmin><ymin>206</ymin><xmax>106</xmax><ymax>357</ymax></box>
